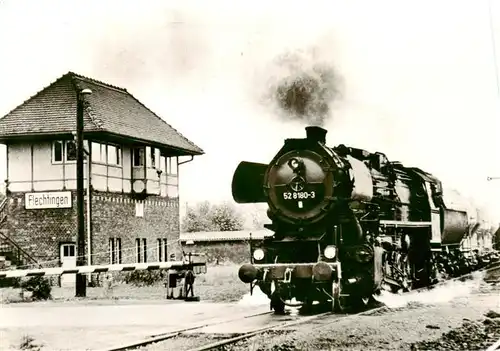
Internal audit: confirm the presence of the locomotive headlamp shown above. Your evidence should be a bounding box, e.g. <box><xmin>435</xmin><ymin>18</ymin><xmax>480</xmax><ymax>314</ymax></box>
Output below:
<box><xmin>324</xmin><ymin>245</ymin><xmax>336</xmax><ymax>259</ymax></box>
<box><xmin>253</xmin><ymin>248</ymin><xmax>265</xmax><ymax>261</ymax></box>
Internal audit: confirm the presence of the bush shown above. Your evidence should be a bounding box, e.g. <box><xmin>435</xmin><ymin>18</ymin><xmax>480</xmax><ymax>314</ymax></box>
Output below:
<box><xmin>0</xmin><ymin>277</ymin><xmax>21</xmax><ymax>288</ymax></box>
<box><xmin>20</xmin><ymin>276</ymin><xmax>52</xmax><ymax>300</ymax></box>
<box><xmin>123</xmin><ymin>270</ymin><xmax>166</xmax><ymax>287</ymax></box>
<box><xmin>198</xmin><ymin>242</ymin><xmax>252</xmax><ymax>264</ymax></box>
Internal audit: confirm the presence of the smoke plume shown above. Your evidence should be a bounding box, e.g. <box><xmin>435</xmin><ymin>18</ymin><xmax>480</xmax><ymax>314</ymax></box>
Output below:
<box><xmin>263</xmin><ymin>47</ymin><xmax>343</xmax><ymax>126</ymax></box>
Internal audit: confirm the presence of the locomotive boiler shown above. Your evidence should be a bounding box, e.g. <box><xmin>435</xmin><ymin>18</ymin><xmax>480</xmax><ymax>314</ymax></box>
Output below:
<box><xmin>232</xmin><ymin>126</ymin><xmax>496</xmax><ymax>314</ymax></box>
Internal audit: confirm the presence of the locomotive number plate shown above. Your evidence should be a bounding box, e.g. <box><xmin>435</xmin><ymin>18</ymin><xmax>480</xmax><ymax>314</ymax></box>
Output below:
<box><xmin>283</xmin><ymin>191</ymin><xmax>316</xmax><ymax>200</ymax></box>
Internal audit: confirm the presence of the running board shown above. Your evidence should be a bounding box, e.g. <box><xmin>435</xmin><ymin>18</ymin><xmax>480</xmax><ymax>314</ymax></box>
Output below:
<box><xmin>380</xmin><ymin>220</ymin><xmax>432</xmax><ymax>228</ymax></box>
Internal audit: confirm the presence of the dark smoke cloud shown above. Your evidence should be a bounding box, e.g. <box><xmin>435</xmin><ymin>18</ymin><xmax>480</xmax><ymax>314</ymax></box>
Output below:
<box><xmin>264</xmin><ymin>47</ymin><xmax>343</xmax><ymax>126</ymax></box>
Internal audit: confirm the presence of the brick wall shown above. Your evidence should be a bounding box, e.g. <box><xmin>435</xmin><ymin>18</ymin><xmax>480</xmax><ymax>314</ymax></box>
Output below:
<box><xmin>91</xmin><ymin>192</ymin><xmax>181</xmax><ymax>265</ymax></box>
<box><xmin>2</xmin><ymin>190</ymin><xmax>181</xmax><ymax>269</ymax></box>
<box><xmin>3</xmin><ymin>192</ymin><xmax>78</xmax><ymax>267</ymax></box>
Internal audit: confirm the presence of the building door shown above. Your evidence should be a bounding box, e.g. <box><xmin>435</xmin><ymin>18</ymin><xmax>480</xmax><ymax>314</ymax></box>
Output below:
<box><xmin>60</xmin><ymin>243</ymin><xmax>76</xmax><ymax>287</ymax></box>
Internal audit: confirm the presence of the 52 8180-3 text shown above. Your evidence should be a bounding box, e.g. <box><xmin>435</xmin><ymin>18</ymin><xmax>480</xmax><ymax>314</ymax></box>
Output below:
<box><xmin>283</xmin><ymin>191</ymin><xmax>316</xmax><ymax>200</ymax></box>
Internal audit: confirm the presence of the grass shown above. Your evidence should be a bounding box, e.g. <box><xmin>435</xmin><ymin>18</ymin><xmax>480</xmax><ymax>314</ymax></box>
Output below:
<box><xmin>196</xmin><ymin>263</ymin><xmax>250</xmax><ymax>302</ymax></box>
<box><xmin>0</xmin><ymin>263</ymin><xmax>249</xmax><ymax>304</ymax></box>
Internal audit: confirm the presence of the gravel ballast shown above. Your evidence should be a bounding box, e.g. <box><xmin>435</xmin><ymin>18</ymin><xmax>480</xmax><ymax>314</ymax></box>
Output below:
<box><xmin>220</xmin><ymin>296</ymin><xmax>500</xmax><ymax>351</ymax></box>
<box><xmin>164</xmin><ymin>277</ymin><xmax>500</xmax><ymax>351</ymax></box>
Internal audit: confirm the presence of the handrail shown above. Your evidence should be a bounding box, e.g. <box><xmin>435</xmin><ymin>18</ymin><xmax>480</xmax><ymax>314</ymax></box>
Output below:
<box><xmin>0</xmin><ymin>197</ymin><xmax>7</xmax><ymax>224</ymax></box>
<box><xmin>0</xmin><ymin>198</ymin><xmax>42</xmax><ymax>269</ymax></box>
<box><xmin>0</xmin><ymin>231</ymin><xmax>42</xmax><ymax>269</ymax></box>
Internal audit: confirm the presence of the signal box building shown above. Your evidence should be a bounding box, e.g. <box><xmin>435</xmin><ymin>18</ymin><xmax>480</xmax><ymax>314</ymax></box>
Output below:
<box><xmin>0</xmin><ymin>72</ymin><xmax>203</xmax><ymax>278</ymax></box>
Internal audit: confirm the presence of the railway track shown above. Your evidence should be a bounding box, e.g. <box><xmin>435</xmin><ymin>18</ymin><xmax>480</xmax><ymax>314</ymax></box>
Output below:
<box><xmin>185</xmin><ymin>266</ymin><xmax>500</xmax><ymax>351</ymax></box>
<box><xmin>184</xmin><ymin>263</ymin><xmax>500</xmax><ymax>351</ymax></box>
<box><xmin>103</xmin><ymin>302</ymin><xmax>385</xmax><ymax>351</ymax></box>
<box><xmin>102</xmin><ymin>310</ymin><xmax>273</xmax><ymax>351</ymax></box>
<box><xmin>102</xmin><ymin>262</ymin><xmax>500</xmax><ymax>351</ymax></box>
<box><xmin>184</xmin><ymin>305</ymin><xmax>389</xmax><ymax>351</ymax></box>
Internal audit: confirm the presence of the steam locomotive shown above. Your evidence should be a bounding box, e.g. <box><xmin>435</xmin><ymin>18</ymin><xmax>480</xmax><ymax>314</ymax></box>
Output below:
<box><xmin>233</xmin><ymin>126</ymin><xmax>497</xmax><ymax>314</ymax></box>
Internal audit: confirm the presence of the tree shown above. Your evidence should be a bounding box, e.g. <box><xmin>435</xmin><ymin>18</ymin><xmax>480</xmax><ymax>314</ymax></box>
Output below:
<box><xmin>240</xmin><ymin>203</ymin><xmax>269</xmax><ymax>230</ymax></box>
<box><xmin>182</xmin><ymin>201</ymin><xmax>245</xmax><ymax>232</ymax></box>
<box><xmin>182</xmin><ymin>201</ymin><xmax>214</xmax><ymax>232</ymax></box>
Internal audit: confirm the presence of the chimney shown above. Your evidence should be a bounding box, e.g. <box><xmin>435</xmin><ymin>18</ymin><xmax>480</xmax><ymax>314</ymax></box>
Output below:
<box><xmin>305</xmin><ymin>126</ymin><xmax>327</xmax><ymax>144</ymax></box>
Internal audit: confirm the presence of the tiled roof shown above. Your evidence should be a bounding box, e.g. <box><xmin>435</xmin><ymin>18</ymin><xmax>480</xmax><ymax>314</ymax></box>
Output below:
<box><xmin>0</xmin><ymin>72</ymin><xmax>203</xmax><ymax>155</ymax></box>
<box><xmin>180</xmin><ymin>229</ymin><xmax>274</xmax><ymax>242</ymax></box>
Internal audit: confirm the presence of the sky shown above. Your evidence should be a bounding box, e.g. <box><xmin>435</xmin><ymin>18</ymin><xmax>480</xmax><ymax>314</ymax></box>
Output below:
<box><xmin>1</xmin><ymin>0</ymin><xmax>500</xmax><ymax>223</ymax></box>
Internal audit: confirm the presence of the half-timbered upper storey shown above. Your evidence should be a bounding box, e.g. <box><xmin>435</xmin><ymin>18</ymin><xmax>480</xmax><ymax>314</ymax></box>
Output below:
<box><xmin>0</xmin><ymin>71</ymin><xmax>204</xmax><ymax>198</ymax></box>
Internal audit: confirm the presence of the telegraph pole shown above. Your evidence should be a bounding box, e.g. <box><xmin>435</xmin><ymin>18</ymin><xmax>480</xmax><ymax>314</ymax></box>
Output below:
<box><xmin>76</xmin><ymin>88</ymin><xmax>92</xmax><ymax>297</ymax></box>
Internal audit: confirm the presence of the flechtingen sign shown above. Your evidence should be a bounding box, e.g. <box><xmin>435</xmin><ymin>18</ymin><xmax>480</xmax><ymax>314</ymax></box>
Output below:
<box><xmin>25</xmin><ymin>191</ymin><xmax>72</xmax><ymax>210</ymax></box>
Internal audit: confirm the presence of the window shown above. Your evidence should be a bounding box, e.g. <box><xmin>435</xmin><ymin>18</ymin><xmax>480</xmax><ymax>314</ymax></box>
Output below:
<box><xmin>145</xmin><ymin>147</ymin><xmax>160</xmax><ymax>168</ymax></box>
<box><xmin>163</xmin><ymin>239</ymin><xmax>168</xmax><ymax>261</ymax></box>
<box><xmin>160</xmin><ymin>156</ymin><xmax>166</xmax><ymax>173</ymax></box>
<box><xmin>63</xmin><ymin>244</ymin><xmax>75</xmax><ymax>257</ymax></box>
<box><xmin>53</xmin><ymin>141</ymin><xmax>63</xmax><ymax>163</ymax></box>
<box><xmin>107</xmin><ymin>145</ymin><xmax>117</xmax><ymax>165</ymax></box>
<box><xmin>91</xmin><ymin>142</ymin><xmax>121</xmax><ymax>165</ymax></box>
<box><xmin>135</xmin><ymin>238</ymin><xmax>148</xmax><ymax>263</ymax></box>
<box><xmin>100</xmin><ymin>143</ymin><xmax>107</xmax><ymax>163</ymax></box>
<box><xmin>116</xmin><ymin>146</ymin><xmax>122</xmax><ymax>165</ymax></box>
<box><xmin>91</xmin><ymin>142</ymin><xmax>103</xmax><ymax>163</ymax></box>
<box><xmin>109</xmin><ymin>238</ymin><xmax>115</xmax><ymax>264</ymax></box>
<box><xmin>135</xmin><ymin>202</ymin><xmax>144</xmax><ymax>217</ymax></box>
<box><xmin>66</xmin><ymin>140</ymin><xmax>77</xmax><ymax>161</ymax></box>
<box><xmin>166</xmin><ymin>157</ymin><xmax>178</xmax><ymax>175</ymax></box>
<box><xmin>170</xmin><ymin>157</ymin><xmax>179</xmax><ymax>174</ymax></box>
<box><xmin>53</xmin><ymin>140</ymin><xmax>84</xmax><ymax>163</ymax></box>
<box><xmin>106</xmin><ymin>144</ymin><xmax>121</xmax><ymax>165</ymax></box>
<box><xmin>136</xmin><ymin>238</ymin><xmax>141</xmax><ymax>263</ymax></box>
<box><xmin>109</xmin><ymin>238</ymin><xmax>122</xmax><ymax>264</ymax></box>
<box><xmin>157</xmin><ymin>239</ymin><xmax>163</xmax><ymax>262</ymax></box>
<box><xmin>150</xmin><ymin>147</ymin><xmax>156</xmax><ymax>168</ymax></box>
<box><xmin>116</xmin><ymin>238</ymin><xmax>122</xmax><ymax>264</ymax></box>
<box><xmin>133</xmin><ymin>147</ymin><xmax>145</xmax><ymax>167</ymax></box>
